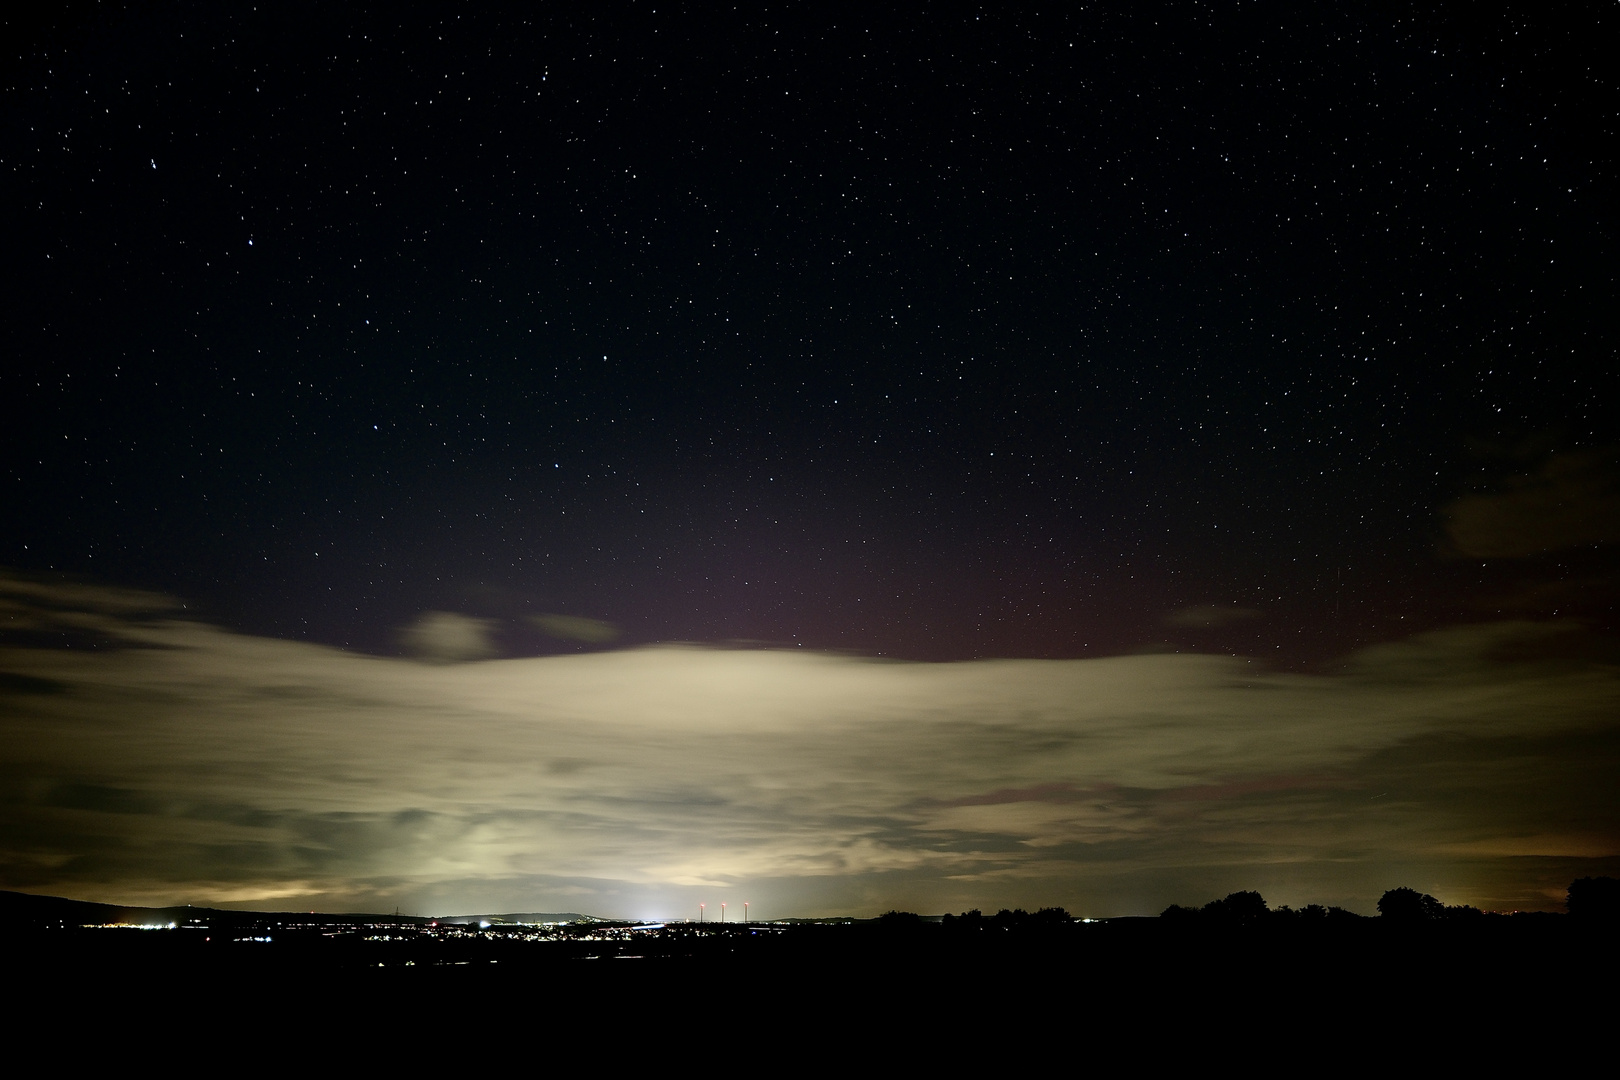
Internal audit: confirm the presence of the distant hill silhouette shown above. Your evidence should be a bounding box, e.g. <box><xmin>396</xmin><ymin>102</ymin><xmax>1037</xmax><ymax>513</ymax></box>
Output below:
<box><xmin>0</xmin><ymin>889</ymin><xmax>616</xmax><ymax>928</ymax></box>
<box><xmin>0</xmin><ymin>889</ymin><xmax>435</xmax><ymax>928</ymax></box>
<box><xmin>433</xmin><ymin>911</ymin><xmax>601</xmax><ymax>924</ymax></box>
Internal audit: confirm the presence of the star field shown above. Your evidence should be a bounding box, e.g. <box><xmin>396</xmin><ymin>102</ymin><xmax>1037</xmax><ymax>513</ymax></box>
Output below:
<box><xmin>3</xmin><ymin>2</ymin><xmax>1614</xmax><ymax>660</ymax></box>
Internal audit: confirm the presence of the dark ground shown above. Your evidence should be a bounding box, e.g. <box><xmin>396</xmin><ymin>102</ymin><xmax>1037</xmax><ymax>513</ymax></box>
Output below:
<box><xmin>7</xmin><ymin>889</ymin><xmax>1612</xmax><ymax>1063</ymax></box>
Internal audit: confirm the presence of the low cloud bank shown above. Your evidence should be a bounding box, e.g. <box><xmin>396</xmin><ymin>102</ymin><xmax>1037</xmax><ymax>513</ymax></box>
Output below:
<box><xmin>1</xmin><ymin>572</ymin><xmax>1615</xmax><ymax>917</ymax></box>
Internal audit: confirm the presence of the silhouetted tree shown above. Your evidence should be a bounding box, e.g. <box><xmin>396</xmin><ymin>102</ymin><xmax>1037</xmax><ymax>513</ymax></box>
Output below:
<box><xmin>1378</xmin><ymin>887</ymin><xmax>1444</xmax><ymax>921</ymax></box>
<box><xmin>1567</xmin><ymin>877</ymin><xmax>1620</xmax><ymax>921</ymax></box>
<box><xmin>992</xmin><ymin>908</ymin><xmax>1030</xmax><ymax>931</ymax></box>
<box><xmin>1202</xmin><ymin>891</ymin><xmax>1269</xmax><ymax>926</ymax></box>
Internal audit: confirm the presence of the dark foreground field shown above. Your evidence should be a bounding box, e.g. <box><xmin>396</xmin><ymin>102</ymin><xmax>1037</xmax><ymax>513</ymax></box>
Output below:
<box><xmin>5</xmin><ymin>889</ymin><xmax>1614</xmax><ymax>1063</ymax></box>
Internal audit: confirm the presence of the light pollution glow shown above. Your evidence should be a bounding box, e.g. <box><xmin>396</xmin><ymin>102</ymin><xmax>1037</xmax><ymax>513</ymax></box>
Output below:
<box><xmin>0</xmin><ymin>572</ymin><xmax>1615</xmax><ymax>918</ymax></box>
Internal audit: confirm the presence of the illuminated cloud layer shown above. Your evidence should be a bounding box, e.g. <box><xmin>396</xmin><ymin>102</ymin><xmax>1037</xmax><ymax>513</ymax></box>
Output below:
<box><xmin>1</xmin><ymin>573</ymin><xmax>1615</xmax><ymax>917</ymax></box>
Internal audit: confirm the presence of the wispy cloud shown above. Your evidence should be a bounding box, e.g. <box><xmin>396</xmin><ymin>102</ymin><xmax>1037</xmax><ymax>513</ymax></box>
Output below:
<box><xmin>1444</xmin><ymin>447</ymin><xmax>1620</xmax><ymax>557</ymax></box>
<box><xmin>398</xmin><ymin>610</ymin><xmax>499</xmax><ymax>662</ymax></box>
<box><xmin>530</xmin><ymin>613</ymin><xmax>619</xmax><ymax>644</ymax></box>
<box><xmin>1</xmin><ymin>573</ymin><xmax>1615</xmax><ymax>917</ymax></box>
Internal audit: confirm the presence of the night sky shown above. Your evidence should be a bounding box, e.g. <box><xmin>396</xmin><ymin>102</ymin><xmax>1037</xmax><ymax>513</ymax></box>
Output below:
<box><xmin>2</xmin><ymin>3</ymin><xmax>1616</xmax><ymax>918</ymax></box>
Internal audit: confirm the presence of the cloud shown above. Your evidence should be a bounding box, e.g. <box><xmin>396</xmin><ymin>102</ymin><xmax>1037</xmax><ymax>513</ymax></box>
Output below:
<box><xmin>398</xmin><ymin>611</ymin><xmax>498</xmax><ymax>662</ymax></box>
<box><xmin>0</xmin><ymin>572</ymin><xmax>1615</xmax><ymax>917</ymax></box>
<box><xmin>0</xmin><ymin>571</ymin><xmax>178</xmax><ymax>644</ymax></box>
<box><xmin>529</xmin><ymin>613</ymin><xmax>619</xmax><ymax>644</ymax></box>
<box><xmin>1443</xmin><ymin>448</ymin><xmax>1620</xmax><ymax>558</ymax></box>
<box><xmin>1164</xmin><ymin>604</ymin><xmax>1261</xmax><ymax>629</ymax></box>
<box><xmin>0</xmin><ymin>572</ymin><xmax>177</xmax><ymax>617</ymax></box>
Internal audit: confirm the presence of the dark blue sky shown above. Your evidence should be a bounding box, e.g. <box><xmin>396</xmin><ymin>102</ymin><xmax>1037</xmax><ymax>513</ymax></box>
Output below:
<box><xmin>5</xmin><ymin>1</ymin><xmax>1614</xmax><ymax>662</ymax></box>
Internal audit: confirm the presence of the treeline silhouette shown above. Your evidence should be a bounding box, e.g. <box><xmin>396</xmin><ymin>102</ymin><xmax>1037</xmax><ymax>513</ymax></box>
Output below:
<box><xmin>885</xmin><ymin>877</ymin><xmax>1620</xmax><ymax>930</ymax></box>
<box><xmin>1158</xmin><ymin>886</ymin><xmax>1481</xmax><ymax>926</ymax></box>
